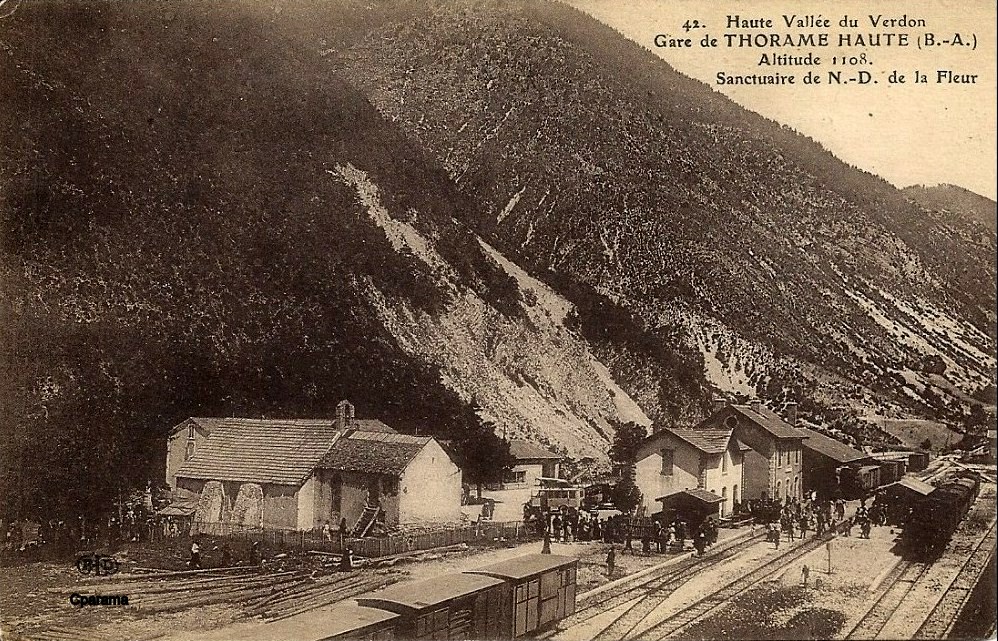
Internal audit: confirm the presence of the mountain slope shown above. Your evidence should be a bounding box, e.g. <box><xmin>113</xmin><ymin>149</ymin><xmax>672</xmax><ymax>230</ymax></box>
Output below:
<box><xmin>331</xmin><ymin>0</ymin><xmax>996</xmax><ymax>430</ymax></box>
<box><xmin>903</xmin><ymin>184</ymin><xmax>997</xmax><ymax>233</ymax></box>
<box><xmin>0</xmin><ymin>0</ymin><xmax>666</xmax><ymax>516</ymax></box>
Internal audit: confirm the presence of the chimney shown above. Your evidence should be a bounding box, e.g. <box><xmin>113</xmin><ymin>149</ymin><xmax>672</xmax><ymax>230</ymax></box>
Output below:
<box><xmin>785</xmin><ymin>402</ymin><xmax>798</xmax><ymax>426</ymax></box>
<box><xmin>335</xmin><ymin>399</ymin><xmax>355</xmax><ymax>430</ymax></box>
<box><xmin>750</xmin><ymin>399</ymin><xmax>762</xmax><ymax>414</ymax></box>
<box><xmin>712</xmin><ymin>397</ymin><xmax>727</xmax><ymax>413</ymax></box>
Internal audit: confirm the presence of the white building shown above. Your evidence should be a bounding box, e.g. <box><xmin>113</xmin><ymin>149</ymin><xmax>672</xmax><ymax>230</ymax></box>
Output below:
<box><xmin>634</xmin><ymin>426</ymin><xmax>750</xmax><ymax>517</ymax></box>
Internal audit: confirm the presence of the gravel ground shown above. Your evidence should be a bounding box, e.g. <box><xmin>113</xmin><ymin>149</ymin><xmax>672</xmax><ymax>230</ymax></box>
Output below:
<box><xmin>665</xmin><ymin>482</ymin><xmax>998</xmax><ymax>641</ymax></box>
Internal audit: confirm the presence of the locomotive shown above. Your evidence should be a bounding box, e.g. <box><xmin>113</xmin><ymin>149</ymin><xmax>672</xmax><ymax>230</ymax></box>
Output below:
<box><xmin>900</xmin><ymin>472</ymin><xmax>980</xmax><ymax>557</ymax></box>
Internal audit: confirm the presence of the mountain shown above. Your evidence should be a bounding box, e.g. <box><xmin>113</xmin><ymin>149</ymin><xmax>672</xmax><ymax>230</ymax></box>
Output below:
<box><xmin>330</xmin><ymin>1</ymin><xmax>996</xmax><ymax>424</ymax></box>
<box><xmin>0</xmin><ymin>0</ymin><xmax>676</xmax><ymax>516</ymax></box>
<box><xmin>2</xmin><ymin>0</ymin><xmax>995</xmax><ymax>516</ymax></box>
<box><xmin>902</xmin><ymin>184</ymin><xmax>997</xmax><ymax>233</ymax></box>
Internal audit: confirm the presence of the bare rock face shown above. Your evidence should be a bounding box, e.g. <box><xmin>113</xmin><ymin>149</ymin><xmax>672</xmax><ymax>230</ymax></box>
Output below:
<box><xmin>1</xmin><ymin>0</ymin><xmax>994</xmax><ymax>513</ymax></box>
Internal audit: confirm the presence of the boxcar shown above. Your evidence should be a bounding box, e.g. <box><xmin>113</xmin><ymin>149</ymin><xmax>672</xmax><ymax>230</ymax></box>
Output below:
<box><xmin>878</xmin><ymin>460</ymin><xmax>903</xmax><ymax>486</ymax></box>
<box><xmin>907</xmin><ymin>451</ymin><xmax>930</xmax><ymax>472</ymax></box>
<box><xmin>356</xmin><ymin>573</ymin><xmax>508</xmax><ymax>640</ymax></box>
<box><xmin>466</xmin><ymin>553</ymin><xmax>577</xmax><ymax>638</ymax></box>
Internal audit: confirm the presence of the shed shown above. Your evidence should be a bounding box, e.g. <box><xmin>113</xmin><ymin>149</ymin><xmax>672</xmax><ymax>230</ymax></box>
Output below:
<box><xmin>357</xmin><ymin>573</ymin><xmax>508</xmax><ymax>640</ymax></box>
<box><xmin>655</xmin><ymin>488</ymin><xmax>725</xmax><ymax>531</ymax></box>
<box><xmin>467</xmin><ymin>554</ymin><xmax>577</xmax><ymax>637</ymax></box>
<box><xmin>798</xmin><ymin>427</ymin><xmax>872</xmax><ymax>499</ymax></box>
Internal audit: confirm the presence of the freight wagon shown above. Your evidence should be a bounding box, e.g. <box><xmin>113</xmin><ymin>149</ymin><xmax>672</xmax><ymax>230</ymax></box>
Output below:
<box><xmin>901</xmin><ymin>473</ymin><xmax>980</xmax><ymax>557</ymax></box>
<box><xmin>467</xmin><ymin>553</ymin><xmax>577</xmax><ymax>638</ymax></box>
<box><xmin>356</xmin><ymin>573</ymin><xmax>509</xmax><ymax>640</ymax></box>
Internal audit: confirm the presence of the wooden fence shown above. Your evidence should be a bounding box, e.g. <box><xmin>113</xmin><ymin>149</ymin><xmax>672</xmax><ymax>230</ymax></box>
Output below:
<box><xmin>190</xmin><ymin>520</ymin><xmax>530</xmax><ymax>558</ymax></box>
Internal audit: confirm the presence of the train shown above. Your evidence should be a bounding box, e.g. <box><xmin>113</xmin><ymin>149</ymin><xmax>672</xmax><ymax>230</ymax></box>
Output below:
<box><xmin>899</xmin><ymin>472</ymin><xmax>980</xmax><ymax>557</ymax></box>
<box><xmin>214</xmin><ymin>553</ymin><xmax>578</xmax><ymax>641</ymax></box>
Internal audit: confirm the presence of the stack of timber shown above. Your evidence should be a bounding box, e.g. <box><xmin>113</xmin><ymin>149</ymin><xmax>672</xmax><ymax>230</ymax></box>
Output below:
<box><xmin>56</xmin><ymin>565</ymin><xmax>404</xmax><ymax>620</ymax></box>
<box><xmin>246</xmin><ymin>571</ymin><xmax>402</xmax><ymax>620</ymax></box>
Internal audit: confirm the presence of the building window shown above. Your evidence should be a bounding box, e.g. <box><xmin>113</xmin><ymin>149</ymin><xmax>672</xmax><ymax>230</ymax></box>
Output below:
<box><xmin>661</xmin><ymin>449</ymin><xmax>674</xmax><ymax>476</ymax></box>
<box><xmin>188</xmin><ymin>424</ymin><xmax>195</xmax><ymax>440</ymax></box>
<box><xmin>776</xmin><ymin>480</ymin><xmax>782</xmax><ymax>501</ymax></box>
<box><xmin>184</xmin><ymin>440</ymin><xmax>195</xmax><ymax>461</ymax></box>
<box><xmin>722</xmin><ymin>452</ymin><xmax>728</xmax><ymax>474</ymax></box>
<box><xmin>778</xmin><ymin>445</ymin><xmax>783</xmax><ymax>467</ymax></box>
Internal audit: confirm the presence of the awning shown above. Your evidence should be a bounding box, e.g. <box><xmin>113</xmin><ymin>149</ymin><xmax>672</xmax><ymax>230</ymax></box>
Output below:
<box><xmin>884</xmin><ymin>477</ymin><xmax>935</xmax><ymax>496</ymax></box>
<box><xmin>656</xmin><ymin>488</ymin><xmax>725</xmax><ymax>505</ymax></box>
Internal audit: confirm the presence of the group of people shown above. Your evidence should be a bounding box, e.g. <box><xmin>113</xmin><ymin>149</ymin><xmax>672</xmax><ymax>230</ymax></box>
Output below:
<box><xmin>2</xmin><ymin>508</ymin><xmax>161</xmax><ymax>556</ymax></box>
<box><xmin>525</xmin><ymin>506</ymin><xmax>616</xmax><ymax>543</ymax></box>
<box><xmin>188</xmin><ymin>538</ymin><xmax>261</xmax><ymax>569</ymax></box>
<box><xmin>619</xmin><ymin>517</ymin><xmax>718</xmax><ymax>557</ymax></box>
<box><xmin>760</xmin><ymin>493</ymin><xmax>892</xmax><ymax>547</ymax></box>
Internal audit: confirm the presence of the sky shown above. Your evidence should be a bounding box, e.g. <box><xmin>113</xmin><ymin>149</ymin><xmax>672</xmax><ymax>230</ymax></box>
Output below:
<box><xmin>569</xmin><ymin>0</ymin><xmax>997</xmax><ymax>200</ymax></box>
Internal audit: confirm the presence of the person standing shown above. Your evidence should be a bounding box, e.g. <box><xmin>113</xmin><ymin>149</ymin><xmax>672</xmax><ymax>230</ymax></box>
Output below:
<box><xmin>339</xmin><ymin>547</ymin><xmax>354</xmax><ymax>571</ymax></box>
<box><xmin>606</xmin><ymin>545</ymin><xmax>616</xmax><ymax>577</ymax></box>
<box><xmin>693</xmin><ymin>529</ymin><xmax>706</xmax><ymax>557</ymax></box>
<box><xmin>189</xmin><ymin>540</ymin><xmax>201</xmax><ymax>569</ymax></box>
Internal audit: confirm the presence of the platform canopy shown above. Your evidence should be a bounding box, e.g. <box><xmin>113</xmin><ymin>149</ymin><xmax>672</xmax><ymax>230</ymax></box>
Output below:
<box><xmin>884</xmin><ymin>477</ymin><xmax>936</xmax><ymax>496</ymax></box>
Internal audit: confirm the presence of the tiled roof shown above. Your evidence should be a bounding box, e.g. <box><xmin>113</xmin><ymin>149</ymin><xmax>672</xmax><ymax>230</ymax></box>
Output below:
<box><xmin>655</xmin><ymin>488</ymin><xmax>725</xmax><ymax>504</ymax></box>
<box><xmin>509</xmin><ymin>440</ymin><xmax>563</xmax><ymax>461</ymax></box>
<box><xmin>798</xmin><ymin>427</ymin><xmax>868</xmax><ymax>464</ymax></box>
<box><xmin>351</xmin><ymin>419</ymin><xmax>396</xmax><ymax>433</ymax></box>
<box><xmin>729</xmin><ymin>405</ymin><xmax>808</xmax><ymax>439</ymax></box>
<box><xmin>668</xmin><ymin>428</ymin><xmax>735</xmax><ymax>454</ymax></box>
<box><xmin>175</xmin><ymin>418</ymin><xmax>342</xmax><ymax>485</ymax></box>
<box><xmin>174</xmin><ymin>416</ymin><xmax>396</xmax><ymax>436</ymax></box>
<box><xmin>320</xmin><ymin>431</ymin><xmax>430</xmax><ymax>475</ymax></box>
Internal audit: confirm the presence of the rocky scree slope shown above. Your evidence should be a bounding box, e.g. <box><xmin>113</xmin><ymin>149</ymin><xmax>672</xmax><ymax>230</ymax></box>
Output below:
<box><xmin>332</xmin><ymin>0</ymin><xmax>996</xmax><ymax>429</ymax></box>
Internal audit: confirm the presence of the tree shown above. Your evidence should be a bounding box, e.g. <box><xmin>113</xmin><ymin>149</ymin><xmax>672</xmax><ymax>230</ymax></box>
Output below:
<box><xmin>436</xmin><ymin>402</ymin><xmax>515</xmax><ymax>499</ymax></box>
<box><xmin>608</xmin><ymin>421</ymin><xmax>647</xmax><ymax>513</ymax></box>
<box><xmin>609</xmin><ymin>422</ymin><xmax>648</xmax><ymax>471</ymax></box>
<box><xmin>920</xmin><ymin>438</ymin><xmax>933</xmax><ymax>451</ymax></box>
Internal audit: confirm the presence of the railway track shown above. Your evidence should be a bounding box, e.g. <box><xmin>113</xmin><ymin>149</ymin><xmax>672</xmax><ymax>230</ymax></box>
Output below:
<box><xmin>580</xmin><ymin>520</ymin><xmax>844</xmax><ymax>641</ymax></box>
<box><xmin>842</xmin><ymin>559</ymin><xmax>932</xmax><ymax>639</ymax></box>
<box><xmin>629</xmin><ymin>522</ymin><xmax>852</xmax><ymax>640</ymax></box>
<box><xmin>912</xmin><ymin>519</ymin><xmax>997</xmax><ymax>639</ymax></box>
<box><xmin>557</xmin><ymin>529</ymin><xmax>766</xmax><ymax>633</ymax></box>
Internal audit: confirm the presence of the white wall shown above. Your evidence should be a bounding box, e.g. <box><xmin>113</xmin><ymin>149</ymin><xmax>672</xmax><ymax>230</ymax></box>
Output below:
<box><xmin>297</xmin><ymin>474</ymin><xmax>316</xmax><ymax>530</ymax></box>
<box><xmin>635</xmin><ymin>433</ymin><xmax>744</xmax><ymax>517</ymax></box>
<box><xmin>702</xmin><ymin>445</ymin><xmax>743</xmax><ymax>516</ymax></box>
<box><xmin>635</xmin><ymin>434</ymin><xmax>701</xmax><ymax>514</ymax></box>
<box><xmin>399</xmin><ymin>440</ymin><xmax>463</xmax><ymax>523</ymax></box>
<box><xmin>165</xmin><ymin>419</ymin><xmax>211</xmax><ymax>491</ymax></box>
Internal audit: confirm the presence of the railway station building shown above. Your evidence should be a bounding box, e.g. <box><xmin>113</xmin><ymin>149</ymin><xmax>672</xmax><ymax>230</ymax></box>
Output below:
<box><xmin>164</xmin><ymin>400</ymin><xmax>463</xmax><ymax>531</ymax></box>
<box><xmin>692</xmin><ymin>400</ymin><xmax>809</xmax><ymax>504</ymax></box>
<box><xmin>634</xmin><ymin>425</ymin><xmax>750</xmax><ymax>517</ymax></box>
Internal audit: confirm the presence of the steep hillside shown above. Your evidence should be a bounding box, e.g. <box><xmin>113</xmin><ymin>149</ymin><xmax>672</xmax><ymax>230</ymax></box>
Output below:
<box><xmin>0</xmin><ymin>0</ymin><xmax>668</xmax><ymax>516</ymax></box>
<box><xmin>903</xmin><ymin>184</ymin><xmax>997</xmax><ymax>234</ymax></box>
<box><xmin>331</xmin><ymin>0</ymin><xmax>996</xmax><ymax>432</ymax></box>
